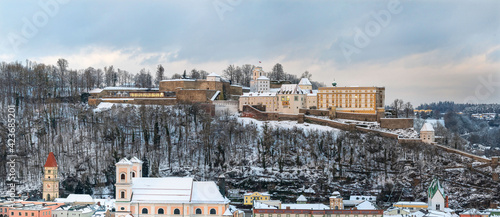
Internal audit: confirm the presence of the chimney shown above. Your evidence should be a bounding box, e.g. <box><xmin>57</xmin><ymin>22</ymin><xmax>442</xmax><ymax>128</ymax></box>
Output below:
<box><xmin>445</xmin><ymin>196</ymin><xmax>449</xmax><ymax>208</ymax></box>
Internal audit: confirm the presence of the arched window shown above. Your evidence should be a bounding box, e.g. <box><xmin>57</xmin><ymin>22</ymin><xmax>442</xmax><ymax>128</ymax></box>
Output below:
<box><xmin>47</xmin><ymin>194</ymin><xmax>51</xmax><ymax>201</ymax></box>
<box><xmin>335</xmin><ymin>206</ymin><xmax>339</xmax><ymax>210</ymax></box>
<box><xmin>120</xmin><ymin>174</ymin><xmax>126</xmax><ymax>181</ymax></box>
<box><xmin>120</xmin><ymin>191</ymin><xmax>125</xmax><ymax>199</ymax></box>
<box><xmin>196</xmin><ymin>209</ymin><xmax>202</xmax><ymax>214</ymax></box>
<box><xmin>157</xmin><ymin>209</ymin><xmax>164</xmax><ymax>214</ymax></box>
<box><xmin>174</xmin><ymin>209</ymin><xmax>180</xmax><ymax>215</ymax></box>
<box><xmin>132</xmin><ymin>172</ymin><xmax>136</xmax><ymax>178</ymax></box>
<box><xmin>210</xmin><ymin>209</ymin><xmax>216</xmax><ymax>215</ymax></box>
<box><xmin>142</xmin><ymin>208</ymin><xmax>148</xmax><ymax>214</ymax></box>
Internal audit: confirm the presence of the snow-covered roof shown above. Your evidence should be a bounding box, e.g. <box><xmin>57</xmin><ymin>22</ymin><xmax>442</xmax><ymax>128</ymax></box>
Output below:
<box><xmin>191</xmin><ymin>182</ymin><xmax>226</xmax><ymax>203</ymax></box>
<box><xmin>296</xmin><ymin>195</ymin><xmax>307</xmax><ymax>202</ymax></box>
<box><xmin>277</xmin><ymin>84</ymin><xmax>308</xmax><ymax>95</ymax></box>
<box><xmin>89</xmin><ymin>88</ymin><xmax>103</xmax><ymax>94</ymax></box>
<box><xmin>102</xmin><ymin>87</ymin><xmax>158</xmax><ymax>91</ymax></box>
<box><xmin>281</xmin><ymin>203</ymin><xmax>329</xmax><ymax>210</ymax></box>
<box><xmin>394</xmin><ymin>201</ymin><xmax>428</xmax><ymax>206</ymax></box>
<box><xmin>129</xmin><ymin>157</ymin><xmax>143</xmax><ymax>164</ymax></box>
<box><xmin>116</xmin><ymin>158</ymin><xmax>133</xmax><ymax>166</ymax></box>
<box><xmin>223</xmin><ymin>205</ymin><xmax>241</xmax><ymax>216</ymax></box>
<box><xmin>355</xmin><ymin>201</ymin><xmax>377</xmax><ymax>210</ymax></box>
<box><xmin>207</xmin><ymin>72</ymin><xmax>221</xmax><ymax>77</ymax></box>
<box><xmin>131</xmin><ymin>177</ymin><xmax>193</xmax><ymax>203</ymax></box>
<box><xmin>299</xmin><ymin>78</ymin><xmax>312</xmax><ymax>85</ymax></box>
<box><xmin>343</xmin><ymin>200</ymin><xmax>363</xmax><ymax>206</ymax></box>
<box><xmin>307</xmin><ymin>90</ymin><xmax>318</xmax><ymax>96</ymax></box>
<box><xmin>421</xmin><ymin>123</ymin><xmax>435</xmax><ymax>132</ymax></box>
<box><xmin>349</xmin><ymin>195</ymin><xmax>376</xmax><ymax>201</ymax></box>
<box><xmin>329</xmin><ymin>191</ymin><xmax>341</xmax><ymax>198</ymax></box>
<box><xmin>241</xmin><ymin>92</ymin><xmax>277</xmax><ymax>97</ymax></box>
<box><xmin>161</xmin><ymin>79</ymin><xmax>197</xmax><ymax>82</ymax></box>
<box><xmin>244</xmin><ymin>192</ymin><xmax>271</xmax><ymax>196</ymax></box>
<box><xmin>257</xmin><ymin>76</ymin><xmax>270</xmax><ymax>80</ymax></box>
<box><xmin>55</xmin><ymin>194</ymin><xmax>94</xmax><ymax>203</ymax></box>
<box><xmin>253</xmin><ymin>201</ymin><xmax>277</xmax><ymax>209</ymax></box>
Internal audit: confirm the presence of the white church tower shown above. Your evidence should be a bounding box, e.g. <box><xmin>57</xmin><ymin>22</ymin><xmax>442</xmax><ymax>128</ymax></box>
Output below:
<box><xmin>250</xmin><ymin>67</ymin><xmax>270</xmax><ymax>93</ymax></box>
<box><xmin>428</xmin><ymin>178</ymin><xmax>448</xmax><ymax>211</ymax></box>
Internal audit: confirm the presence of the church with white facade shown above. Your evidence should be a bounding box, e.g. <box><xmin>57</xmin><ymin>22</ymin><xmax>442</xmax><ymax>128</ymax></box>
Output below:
<box><xmin>114</xmin><ymin>157</ymin><xmax>231</xmax><ymax>217</ymax></box>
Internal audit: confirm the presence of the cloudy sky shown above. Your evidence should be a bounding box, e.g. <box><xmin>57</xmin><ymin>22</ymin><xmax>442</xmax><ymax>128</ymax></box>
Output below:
<box><xmin>1</xmin><ymin>0</ymin><xmax>499</xmax><ymax>105</ymax></box>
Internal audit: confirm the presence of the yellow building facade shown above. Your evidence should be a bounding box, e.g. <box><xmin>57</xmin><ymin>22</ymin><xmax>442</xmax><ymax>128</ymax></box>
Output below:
<box><xmin>317</xmin><ymin>87</ymin><xmax>385</xmax><ymax>114</ymax></box>
<box><xmin>244</xmin><ymin>192</ymin><xmax>271</xmax><ymax>205</ymax></box>
<box><xmin>42</xmin><ymin>152</ymin><xmax>59</xmax><ymax>201</ymax></box>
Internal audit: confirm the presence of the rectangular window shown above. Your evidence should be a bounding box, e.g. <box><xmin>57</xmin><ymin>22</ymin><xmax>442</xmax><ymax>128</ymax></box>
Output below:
<box><xmin>294</xmin><ymin>96</ymin><xmax>298</xmax><ymax>101</ymax></box>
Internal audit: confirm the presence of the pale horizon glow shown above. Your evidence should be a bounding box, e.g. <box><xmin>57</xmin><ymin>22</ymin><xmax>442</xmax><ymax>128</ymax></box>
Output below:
<box><xmin>0</xmin><ymin>0</ymin><xmax>499</xmax><ymax>106</ymax></box>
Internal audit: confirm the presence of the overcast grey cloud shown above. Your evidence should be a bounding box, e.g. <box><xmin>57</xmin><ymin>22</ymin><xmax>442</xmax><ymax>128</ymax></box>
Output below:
<box><xmin>0</xmin><ymin>0</ymin><xmax>499</xmax><ymax>105</ymax></box>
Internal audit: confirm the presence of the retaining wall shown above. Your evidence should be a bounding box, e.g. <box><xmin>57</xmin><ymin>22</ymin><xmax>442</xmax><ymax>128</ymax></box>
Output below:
<box><xmin>380</xmin><ymin>118</ymin><xmax>414</xmax><ymax>129</ymax></box>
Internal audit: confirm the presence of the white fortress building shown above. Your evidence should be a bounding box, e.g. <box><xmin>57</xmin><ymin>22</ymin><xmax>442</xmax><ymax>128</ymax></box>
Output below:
<box><xmin>114</xmin><ymin>157</ymin><xmax>231</xmax><ymax>217</ymax></box>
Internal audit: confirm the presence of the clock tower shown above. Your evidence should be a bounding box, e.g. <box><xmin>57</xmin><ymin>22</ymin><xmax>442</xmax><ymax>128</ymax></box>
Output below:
<box><xmin>42</xmin><ymin>152</ymin><xmax>59</xmax><ymax>201</ymax></box>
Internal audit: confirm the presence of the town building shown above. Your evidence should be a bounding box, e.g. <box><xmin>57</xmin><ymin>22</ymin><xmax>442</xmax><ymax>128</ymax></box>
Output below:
<box><xmin>243</xmin><ymin>192</ymin><xmax>271</xmax><ymax>205</ymax></box>
<box><xmin>393</xmin><ymin>201</ymin><xmax>428</xmax><ymax>211</ymax></box>
<box><xmin>52</xmin><ymin>204</ymin><xmax>96</xmax><ymax>217</ymax></box>
<box><xmin>427</xmin><ymin>178</ymin><xmax>448</xmax><ymax>211</ymax></box>
<box><xmin>43</xmin><ymin>152</ymin><xmax>59</xmax><ymax>201</ymax></box>
<box><xmin>296</xmin><ymin>195</ymin><xmax>307</xmax><ymax>204</ymax></box>
<box><xmin>54</xmin><ymin>194</ymin><xmax>94</xmax><ymax>205</ymax></box>
<box><xmin>1</xmin><ymin>203</ymin><xmax>59</xmax><ymax>217</ymax></box>
<box><xmin>114</xmin><ymin>157</ymin><xmax>230</xmax><ymax>217</ymax></box>
<box><xmin>420</xmin><ymin>123</ymin><xmax>435</xmax><ymax>144</ymax></box>
<box><xmin>88</xmin><ymin>73</ymin><xmax>243</xmax><ymax>106</ymax></box>
<box><xmin>317</xmin><ymin>86</ymin><xmax>385</xmax><ymax>114</ymax></box>
<box><xmin>253</xmin><ymin>192</ymin><xmax>383</xmax><ymax>217</ymax></box>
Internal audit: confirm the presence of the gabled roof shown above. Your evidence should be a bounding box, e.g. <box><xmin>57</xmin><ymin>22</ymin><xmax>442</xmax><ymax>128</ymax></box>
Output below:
<box><xmin>277</xmin><ymin>84</ymin><xmax>308</xmax><ymax>95</ymax></box>
<box><xmin>296</xmin><ymin>195</ymin><xmax>307</xmax><ymax>202</ymax></box>
<box><xmin>131</xmin><ymin>177</ymin><xmax>193</xmax><ymax>203</ymax></box>
<box><xmin>421</xmin><ymin>123</ymin><xmax>435</xmax><ymax>132</ymax></box>
<box><xmin>130</xmin><ymin>157</ymin><xmax>143</xmax><ymax>164</ymax></box>
<box><xmin>428</xmin><ymin>178</ymin><xmax>445</xmax><ymax>199</ymax></box>
<box><xmin>207</xmin><ymin>72</ymin><xmax>221</xmax><ymax>77</ymax></box>
<box><xmin>299</xmin><ymin>78</ymin><xmax>312</xmax><ymax>85</ymax></box>
<box><xmin>257</xmin><ymin>76</ymin><xmax>269</xmax><ymax>80</ymax></box>
<box><xmin>44</xmin><ymin>152</ymin><xmax>58</xmax><ymax>167</ymax></box>
<box><xmin>355</xmin><ymin>201</ymin><xmax>377</xmax><ymax>210</ymax></box>
<box><xmin>116</xmin><ymin>158</ymin><xmax>133</xmax><ymax>166</ymax></box>
<box><xmin>191</xmin><ymin>181</ymin><xmax>226</xmax><ymax>203</ymax></box>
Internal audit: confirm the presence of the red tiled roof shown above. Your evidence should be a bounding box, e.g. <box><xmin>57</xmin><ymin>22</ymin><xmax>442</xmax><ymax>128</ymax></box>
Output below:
<box><xmin>44</xmin><ymin>152</ymin><xmax>58</xmax><ymax>167</ymax></box>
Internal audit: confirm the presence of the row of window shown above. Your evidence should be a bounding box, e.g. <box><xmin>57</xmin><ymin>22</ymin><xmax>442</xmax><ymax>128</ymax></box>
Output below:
<box><xmin>3</xmin><ymin>211</ymin><xmax>49</xmax><ymax>216</ymax></box>
<box><xmin>319</xmin><ymin>89</ymin><xmax>378</xmax><ymax>93</ymax></box>
<box><xmin>139</xmin><ymin>208</ymin><xmax>217</xmax><ymax>215</ymax></box>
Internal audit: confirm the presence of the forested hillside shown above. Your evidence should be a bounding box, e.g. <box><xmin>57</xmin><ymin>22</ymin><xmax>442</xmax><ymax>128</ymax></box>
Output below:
<box><xmin>0</xmin><ymin>60</ymin><xmax>498</xmax><ymax>209</ymax></box>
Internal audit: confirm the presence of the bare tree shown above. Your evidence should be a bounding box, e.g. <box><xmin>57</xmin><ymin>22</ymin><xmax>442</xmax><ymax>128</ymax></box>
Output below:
<box><xmin>155</xmin><ymin>64</ymin><xmax>165</xmax><ymax>86</ymax></box>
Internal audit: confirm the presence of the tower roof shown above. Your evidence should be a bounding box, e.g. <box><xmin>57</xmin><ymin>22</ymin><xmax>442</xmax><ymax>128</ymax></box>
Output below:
<box><xmin>421</xmin><ymin>123</ymin><xmax>435</xmax><ymax>132</ymax></box>
<box><xmin>428</xmin><ymin>178</ymin><xmax>445</xmax><ymax>199</ymax></box>
<box><xmin>44</xmin><ymin>152</ymin><xmax>58</xmax><ymax>167</ymax></box>
<box><xmin>299</xmin><ymin>78</ymin><xmax>312</xmax><ymax>85</ymax></box>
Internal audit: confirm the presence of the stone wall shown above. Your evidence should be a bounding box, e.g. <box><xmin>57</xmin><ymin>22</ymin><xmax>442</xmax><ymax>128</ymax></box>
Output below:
<box><xmin>380</xmin><ymin>118</ymin><xmax>414</xmax><ymax>129</ymax></box>
<box><xmin>336</xmin><ymin>112</ymin><xmax>378</xmax><ymax>122</ymax></box>
<box><xmin>177</xmin><ymin>89</ymin><xmax>217</xmax><ymax>103</ymax></box>
<box><xmin>299</xmin><ymin>108</ymin><xmax>330</xmax><ymax>116</ymax></box>
<box><xmin>242</xmin><ymin>105</ymin><xmax>304</xmax><ymax>123</ymax></box>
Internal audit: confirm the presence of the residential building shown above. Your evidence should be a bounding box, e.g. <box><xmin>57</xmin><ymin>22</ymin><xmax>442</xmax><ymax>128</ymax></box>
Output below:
<box><xmin>243</xmin><ymin>192</ymin><xmax>271</xmax><ymax>205</ymax></box>
<box><xmin>253</xmin><ymin>192</ymin><xmax>383</xmax><ymax>217</ymax></box>
<box><xmin>348</xmin><ymin>196</ymin><xmax>377</xmax><ymax>202</ymax></box>
<box><xmin>54</xmin><ymin>194</ymin><xmax>94</xmax><ymax>205</ymax></box>
<box><xmin>43</xmin><ymin>152</ymin><xmax>59</xmax><ymax>201</ymax></box>
<box><xmin>52</xmin><ymin>205</ymin><xmax>96</xmax><ymax>217</ymax></box>
<box><xmin>3</xmin><ymin>204</ymin><xmax>58</xmax><ymax>217</ymax></box>
<box><xmin>114</xmin><ymin>157</ymin><xmax>229</xmax><ymax>217</ymax></box>
<box><xmin>393</xmin><ymin>201</ymin><xmax>428</xmax><ymax>211</ymax></box>
<box><xmin>298</xmin><ymin>78</ymin><xmax>312</xmax><ymax>90</ymax></box>
<box><xmin>296</xmin><ymin>195</ymin><xmax>307</xmax><ymax>204</ymax></box>
<box><xmin>317</xmin><ymin>86</ymin><xmax>385</xmax><ymax>114</ymax></box>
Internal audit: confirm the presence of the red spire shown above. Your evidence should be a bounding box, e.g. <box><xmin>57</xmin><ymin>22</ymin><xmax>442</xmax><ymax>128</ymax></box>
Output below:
<box><xmin>44</xmin><ymin>152</ymin><xmax>58</xmax><ymax>167</ymax></box>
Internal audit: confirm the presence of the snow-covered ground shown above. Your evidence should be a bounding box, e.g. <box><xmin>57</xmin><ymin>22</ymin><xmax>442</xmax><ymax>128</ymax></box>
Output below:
<box><xmin>238</xmin><ymin>117</ymin><xmax>342</xmax><ymax>134</ymax></box>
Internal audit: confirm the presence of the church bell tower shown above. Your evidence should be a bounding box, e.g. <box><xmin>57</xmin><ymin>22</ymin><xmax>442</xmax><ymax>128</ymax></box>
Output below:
<box><xmin>42</xmin><ymin>152</ymin><xmax>59</xmax><ymax>201</ymax></box>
